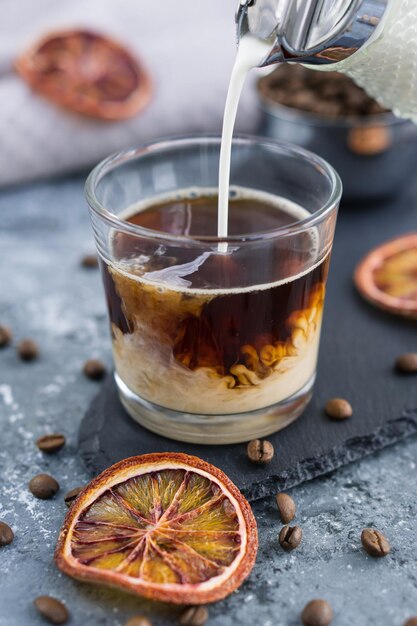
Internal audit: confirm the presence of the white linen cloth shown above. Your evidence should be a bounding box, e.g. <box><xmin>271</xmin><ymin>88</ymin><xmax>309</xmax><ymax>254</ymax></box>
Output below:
<box><xmin>0</xmin><ymin>0</ymin><xmax>260</xmax><ymax>187</ymax></box>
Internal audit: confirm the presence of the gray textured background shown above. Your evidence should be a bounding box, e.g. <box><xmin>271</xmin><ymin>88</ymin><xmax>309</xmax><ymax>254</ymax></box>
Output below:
<box><xmin>1</xmin><ymin>176</ymin><xmax>417</xmax><ymax>626</ymax></box>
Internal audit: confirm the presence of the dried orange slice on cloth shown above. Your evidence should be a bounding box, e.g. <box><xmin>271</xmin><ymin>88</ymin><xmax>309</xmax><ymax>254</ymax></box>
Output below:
<box><xmin>15</xmin><ymin>29</ymin><xmax>152</xmax><ymax>120</ymax></box>
<box><xmin>55</xmin><ymin>453</ymin><xmax>258</xmax><ymax>604</ymax></box>
<box><xmin>354</xmin><ymin>233</ymin><xmax>417</xmax><ymax>319</ymax></box>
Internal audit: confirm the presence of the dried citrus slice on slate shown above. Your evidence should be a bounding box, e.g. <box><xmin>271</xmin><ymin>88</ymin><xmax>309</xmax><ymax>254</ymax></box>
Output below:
<box><xmin>354</xmin><ymin>233</ymin><xmax>417</xmax><ymax>319</ymax></box>
<box><xmin>55</xmin><ymin>453</ymin><xmax>258</xmax><ymax>604</ymax></box>
<box><xmin>15</xmin><ymin>29</ymin><xmax>152</xmax><ymax>120</ymax></box>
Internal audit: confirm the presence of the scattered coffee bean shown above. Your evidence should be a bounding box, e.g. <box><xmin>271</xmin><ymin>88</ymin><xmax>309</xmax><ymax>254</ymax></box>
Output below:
<box><xmin>34</xmin><ymin>596</ymin><xmax>69</xmax><ymax>625</ymax></box>
<box><xmin>395</xmin><ymin>353</ymin><xmax>417</xmax><ymax>374</ymax></box>
<box><xmin>361</xmin><ymin>528</ymin><xmax>391</xmax><ymax>557</ymax></box>
<box><xmin>404</xmin><ymin>618</ymin><xmax>417</xmax><ymax>626</ymax></box>
<box><xmin>125</xmin><ymin>616</ymin><xmax>153</xmax><ymax>626</ymax></box>
<box><xmin>276</xmin><ymin>492</ymin><xmax>296</xmax><ymax>524</ymax></box>
<box><xmin>36</xmin><ymin>434</ymin><xmax>66</xmax><ymax>454</ymax></box>
<box><xmin>0</xmin><ymin>520</ymin><xmax>14</xmax><ymax>547</ymax></box>
<box><xmin>247</xmin><ymin>439</ymin><xmax>274</xmax><ymax>464</ymax></box>
<box><xmin>279</xmin><ymin>525</ymin><xmax>303</xmax><ymax>551</ymax></box>
<box><xmin>301</xmin><ymin>599</ymin><xmax>334</xmax><ymax>626</ymax></box>
<box><xmin>83</xmin><ymin>358</ymin><xmax>106</xmax><ymax>380</ymax></box>
<box><xmin>324</xmin><ymin>398</ymin><xmax>352</xmax><ymax>420</ymax></box>
<box><xmin>81</xmin><ymin>253</ymin><xmax>98</xmax><ymax>269</ymax></box>
<box><xmin>0</xmin><ymin>325</ymin><xmax>12</xmax><ymax>347</ymax></box>
<box><xmin>178</xmin><ymin>606</ymin><xmax>209</xmax><ymax>626</ymax></box>
<box><xmin>64</xmin><ymin>486</ymin><xmax>84</xmax><ymax>507</ymax></box>
<box><xmin>17</xmin><ymin>338</ymin><xmax>39</xmax><ymax>361</ymax></box>
<box><xmin>29</xmin><ymin>474</ymin><xmax>60</xmax><ymax>500</ymax></box>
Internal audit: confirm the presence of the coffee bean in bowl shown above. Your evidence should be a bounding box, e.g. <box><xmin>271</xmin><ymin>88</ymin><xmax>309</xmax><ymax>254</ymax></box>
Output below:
<box><xmin>257</xmin><ymin>65</ymin><xmax>417</xmax><ymax>201</ymax></box>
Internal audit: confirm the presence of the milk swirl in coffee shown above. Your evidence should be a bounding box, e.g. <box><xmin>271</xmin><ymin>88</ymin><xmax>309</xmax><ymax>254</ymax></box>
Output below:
<box><xmin>100</xmin><ymin>188</ymin><xmax>329</xmax><ymax>415</ymax></box>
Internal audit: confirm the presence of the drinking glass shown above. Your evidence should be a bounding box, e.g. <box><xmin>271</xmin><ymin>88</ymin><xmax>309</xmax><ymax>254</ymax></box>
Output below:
<box><xmin>85</xmin><ymin>136</ymin><xmax>341</xmax><ymax>444</ymax></box>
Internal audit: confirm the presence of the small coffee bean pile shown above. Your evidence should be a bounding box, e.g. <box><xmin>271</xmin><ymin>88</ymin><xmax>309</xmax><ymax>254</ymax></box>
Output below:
<box><xmin>258</xmin><ymin>64</ymin><xmax>387</xmax><ymax>118</ymax></box>
<box><xmin>246</xmin><ymin>439</ymin><xmax>274</xmax><ymax>464</ymax></box>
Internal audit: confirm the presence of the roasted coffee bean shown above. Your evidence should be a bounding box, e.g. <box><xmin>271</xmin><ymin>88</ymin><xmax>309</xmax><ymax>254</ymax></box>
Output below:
<box><xmin>29</xmin><ymin>474</ymin><xmax>60</xmax><ymax>499</ymax></box>
<box><xmin>0</xmin><ymin>521</ymin><xmax>14</xmax><ymax>546</ymax></box>
<box><xmin>324</xmin><ymin>398</ymin><xmax>352</xmax><ymax>420</ymax></box>
<box><xmin>64</xmin><ymin>486</ymin><xmax>84</xmax><ymax>507</ymax></box>
<box><xmin>361</xmin><ymin>528</ymin><xmax>391</xmax><ymax>557</ymax></box>
<box><xmin>404</xmin><ymin>618</ymin><xmax>417</xmax><ymax>626</ymax></box>
<box><xmin>125</xmin><ymin>616</ymin><xmax>153</xmax><ymax>626</ymax></box>
<box><xmin>276</xmin><ymin>492</ymin><xmax>296</xmax><ymax>524</ymax></box>
<box><xmin>17</xmin><ymin>338</ymin><xmax>39</xmax><ymax>361</ymax></box>
<box><xmin>258</xmin><ymin>64</ymin><xmax>387</xmax><ymax>119</ymax></box>
<box><xmin>279</xmin><ymin>525</ymin><xmax>302</xmax><ymax>551</ymax></box>
<box><xmin>83</xmin><ymin>358</ymin><xmax>106</xmax><ymax>380</ymax></box>
<box><xmin>178</xmin><ymin>606</ymin><xmax>209</xmax><ymax>626</ymax></box>
<box><xmin>36</xmin><ymin>434</ymin><xmax>65</xmax><ymax>454</ymax></box>
<box><xmin>247</xmin><ymin>439</ymin><xmax>274</xmax><ymax>464</ymax></box>
<box><xmin>301</xmin><ymin>599</ymin><xmax>334</xmax><ymax>626</ymax></box>
<box><xmin>81</xmin><ymin>253</ymin><xmax>98</xmax><ymax>269</ymax></box>
<box><xmin>395</xmin><ymin>353</ymin><xmax>417</xmax><ymax>374</ymax></box>
<box><xmin>0</xmin><ymin>325</ymin><xmax>12</xmax><ymax>347</ymax></box>
<box><xmin>34</xmin><ymin>596</ymin><xmax>69</xmax><ymax>624</ymax></box>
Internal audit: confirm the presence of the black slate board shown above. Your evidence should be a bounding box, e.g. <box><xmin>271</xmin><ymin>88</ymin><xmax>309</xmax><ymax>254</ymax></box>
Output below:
<box><xmin>79</xmin><ymin>192</ymin><xmax>417</xmax><ymax>501</ymax></box>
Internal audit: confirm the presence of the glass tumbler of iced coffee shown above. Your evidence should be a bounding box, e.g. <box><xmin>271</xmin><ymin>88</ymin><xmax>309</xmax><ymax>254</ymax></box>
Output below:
<box><xmin>86</xmin><ymin>136</ymin><xmax>341</xmax><ymax>444</ymax></box>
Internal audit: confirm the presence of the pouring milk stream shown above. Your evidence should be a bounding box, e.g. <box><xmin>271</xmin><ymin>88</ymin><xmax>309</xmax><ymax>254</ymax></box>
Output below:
<box><xmin>218</xmin><ymin>0</ymin><xmax>416</xmax><ymax>240</ymax></box>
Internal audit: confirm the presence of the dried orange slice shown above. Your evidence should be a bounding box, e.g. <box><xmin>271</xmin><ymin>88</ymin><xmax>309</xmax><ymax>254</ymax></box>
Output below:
<box><xmin>55</xmin><ymin>453</ymin><xmax>257</xmax><ymax>604</ymax></box>
<box><xmin>354</xmin><ymin>233</ymin><xmax>417</xmax><ymax>319</ymax></box>
<box><xmin>15</xmin><ymin>30</ymin><xmax>152</xmax><ymax>120</ymax></box>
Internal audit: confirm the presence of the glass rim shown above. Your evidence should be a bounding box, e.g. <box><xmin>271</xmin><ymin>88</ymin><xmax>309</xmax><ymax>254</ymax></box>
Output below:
<box><xmin>85</xmin><ymin>134</ymin><xmax>342</xmax><ymax>244</ymax></box>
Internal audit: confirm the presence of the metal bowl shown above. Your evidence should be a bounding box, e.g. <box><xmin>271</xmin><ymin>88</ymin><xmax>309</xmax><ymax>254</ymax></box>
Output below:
<box><xmin>257</xmin><ymin>83</ymin><xmax>417</xmax><ymax>201</ymax></box>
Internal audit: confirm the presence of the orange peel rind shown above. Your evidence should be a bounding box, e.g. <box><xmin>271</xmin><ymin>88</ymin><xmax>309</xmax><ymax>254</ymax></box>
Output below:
<box><xmin>354</xmin><ymin>233</ymin><xmax>417</xmax><ymax>319</ymax></box>
<box><xmin>55</xmin><ymin>453</ymin><xmax>258</xmax><ymax>604</ymax></box>
<box><xmin>15</xmin><ymin>29</ymin><xmax>152</xmax><ymax>121</ymax></box>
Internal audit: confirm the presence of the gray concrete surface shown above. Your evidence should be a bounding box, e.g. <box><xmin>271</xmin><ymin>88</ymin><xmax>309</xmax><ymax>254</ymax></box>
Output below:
<box><xmin>0</xmin><ymin>176</ymin><xmax>416</xmax><ymax>626</ymax></box>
